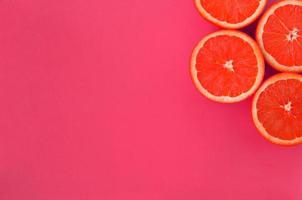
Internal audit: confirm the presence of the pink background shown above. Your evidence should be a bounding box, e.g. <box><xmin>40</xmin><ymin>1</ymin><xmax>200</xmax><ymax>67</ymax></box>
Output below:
<box><xmin>0</xmin><ymin>0</ymin><xmax>302</xmax><ymax>199</ymax></box>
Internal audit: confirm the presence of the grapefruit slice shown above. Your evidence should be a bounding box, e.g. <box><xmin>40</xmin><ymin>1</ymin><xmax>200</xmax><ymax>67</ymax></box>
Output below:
<box><xmin>257</xmin><ymin>0</ymin><xmax>302</xmax><ymax>72</ymax></box>
<box><xmin>195</xmin><ymin>0</ymin><xmax>267</xmax><ymax>29</ymax></box>
<box><xmin>190</xmin><ymin>30</ymin><xmax>265</xmax><ymax>103</ymax></box>
<box><xmin>252</xmin><ymin>73</ymin><xmax>302</xmax><ymax>146</ymax></box>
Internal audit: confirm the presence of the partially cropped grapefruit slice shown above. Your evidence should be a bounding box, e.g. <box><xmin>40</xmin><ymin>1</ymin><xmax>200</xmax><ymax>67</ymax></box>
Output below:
<box><xmin>257</xmin><ymin>0</ymin><xmax>302</xmax><ymax>72</ymax></box>
<box><xmin>190</xmin><ymin>30</ymin><xmax>265</xmax><ymax>103</ymax></box>
<box><xmin>252</xmin><ymin>73</ymin><xmax>302</xmax><ymax>146</ymax></box>
<box><xmin>195</xmin><ymin>0</ymin><xmax>267</xmax><ymax>29</ymax></box>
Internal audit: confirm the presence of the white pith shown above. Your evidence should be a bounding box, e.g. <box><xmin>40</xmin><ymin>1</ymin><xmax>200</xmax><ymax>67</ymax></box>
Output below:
<box><xmin>282</xmin><ymin>101</ymin><xmax>292</xmax><ymax>112</ymax></box>
<box><xmin>223</xmin><ymin>60</ymin><xmax>235</xmax><ymax>72</ymax></box>
<box><xmin>287</xmin><ymin>28</ymin><xmax>299</xmax><ymax>41</ymax></box>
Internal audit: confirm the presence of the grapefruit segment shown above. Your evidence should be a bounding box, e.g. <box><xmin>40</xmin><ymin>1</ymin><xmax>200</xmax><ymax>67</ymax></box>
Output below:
<box><xmin>195</xmin><ymin>0</ymin><xmax>267</xmax><ymax>29</ymax></box>
<box><xmin>257</xmin><ymin>0</ymin><xmax>302</xmax><ymax>72</ymax></box>
<box><xmin>191</xmin><ymin>30</ymin><xmax>265</xmax><ymax>103</ymax></box>
<box><xmin>252</xmin><ymin>73</ymin><xmax>302</xmax><ymax>146</ymax></box>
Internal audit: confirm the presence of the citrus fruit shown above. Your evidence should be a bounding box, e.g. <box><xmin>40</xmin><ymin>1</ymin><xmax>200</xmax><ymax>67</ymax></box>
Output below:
<box><xmin>252</xmin><ymin>73</ymin><xmax>302</xmax><ymax>146</ymax></box>
<box><xmin>194</xmin><ymin>0</ymin><xmax>267</xmax><ymax>29</ymax></box>
<box><xmin>190</xmin><ymin>30</ymin><xmax>265</xmax><ymax>103</ymax></box>
<box><xmin>257</xmin><ymin>0</ymin><xmax>302</xmax><ymax>72</ymax></box>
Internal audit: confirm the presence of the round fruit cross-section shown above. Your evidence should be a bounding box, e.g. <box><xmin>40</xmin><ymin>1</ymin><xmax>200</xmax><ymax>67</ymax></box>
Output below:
<box><xmin>257</xmin><ymin>0</ymin><xmax>302</xmax><ymax>72</ymax></box>
<box><xmin>190</xmin><ymin>30</ymin><xmax>265</xmax><ymax>103</ymax></box>
<box><xmin>195</xmin><ymin>0</ymin><xmax>267</xmax><ymax>29</ymax></box>
<box><xmin>252</xmin><ymin>73</ymin><xmax>302</xmax><ymax>146</ymax></box>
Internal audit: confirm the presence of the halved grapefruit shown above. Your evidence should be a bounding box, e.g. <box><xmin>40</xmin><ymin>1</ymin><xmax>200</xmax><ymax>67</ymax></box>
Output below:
<box><xmin>257</xmin><ymin>0</ymin><xmax>302</xmax><ymax>72</ymax></box>
<box><xmin>190</xmin><ymin>30</ymin><xmax>265</xmax><ymax>103</ymax></box>
<box><xmin>252</xmin><ymin>73</ymin><xmax>302</xmax><ymax>146</ymax></box>
<box><xmin>195</xmin><ymin>0</ymin><xmax>267</xmax><ymax>29</ymax></box>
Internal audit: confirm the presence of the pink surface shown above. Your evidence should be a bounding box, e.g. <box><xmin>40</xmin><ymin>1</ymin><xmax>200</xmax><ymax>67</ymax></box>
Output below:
<box><xmin>0</xmin><ymin>0</ymin><xmax>302</xmax><ymax>199</ymax></box>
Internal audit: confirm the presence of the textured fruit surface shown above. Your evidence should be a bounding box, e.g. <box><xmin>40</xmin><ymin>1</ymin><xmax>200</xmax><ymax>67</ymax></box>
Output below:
<box><xmin>195</xmin><ymin>0</ymin><xmax>267</xmax><ymax>29</ymax></box>
<box><xmin>191</xmin><ymin>30</ymin><xmax>264</xmax><ymax>103</ymax></box>
<box><xmin>257</xmin><ymin>0</ymin><xmax>302</xmax><ymax>72</ymax></box>
<box><xmin>253</xmin><ymin>73</ymin><xmax>302</xmax><ymax>146</ymax></box>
